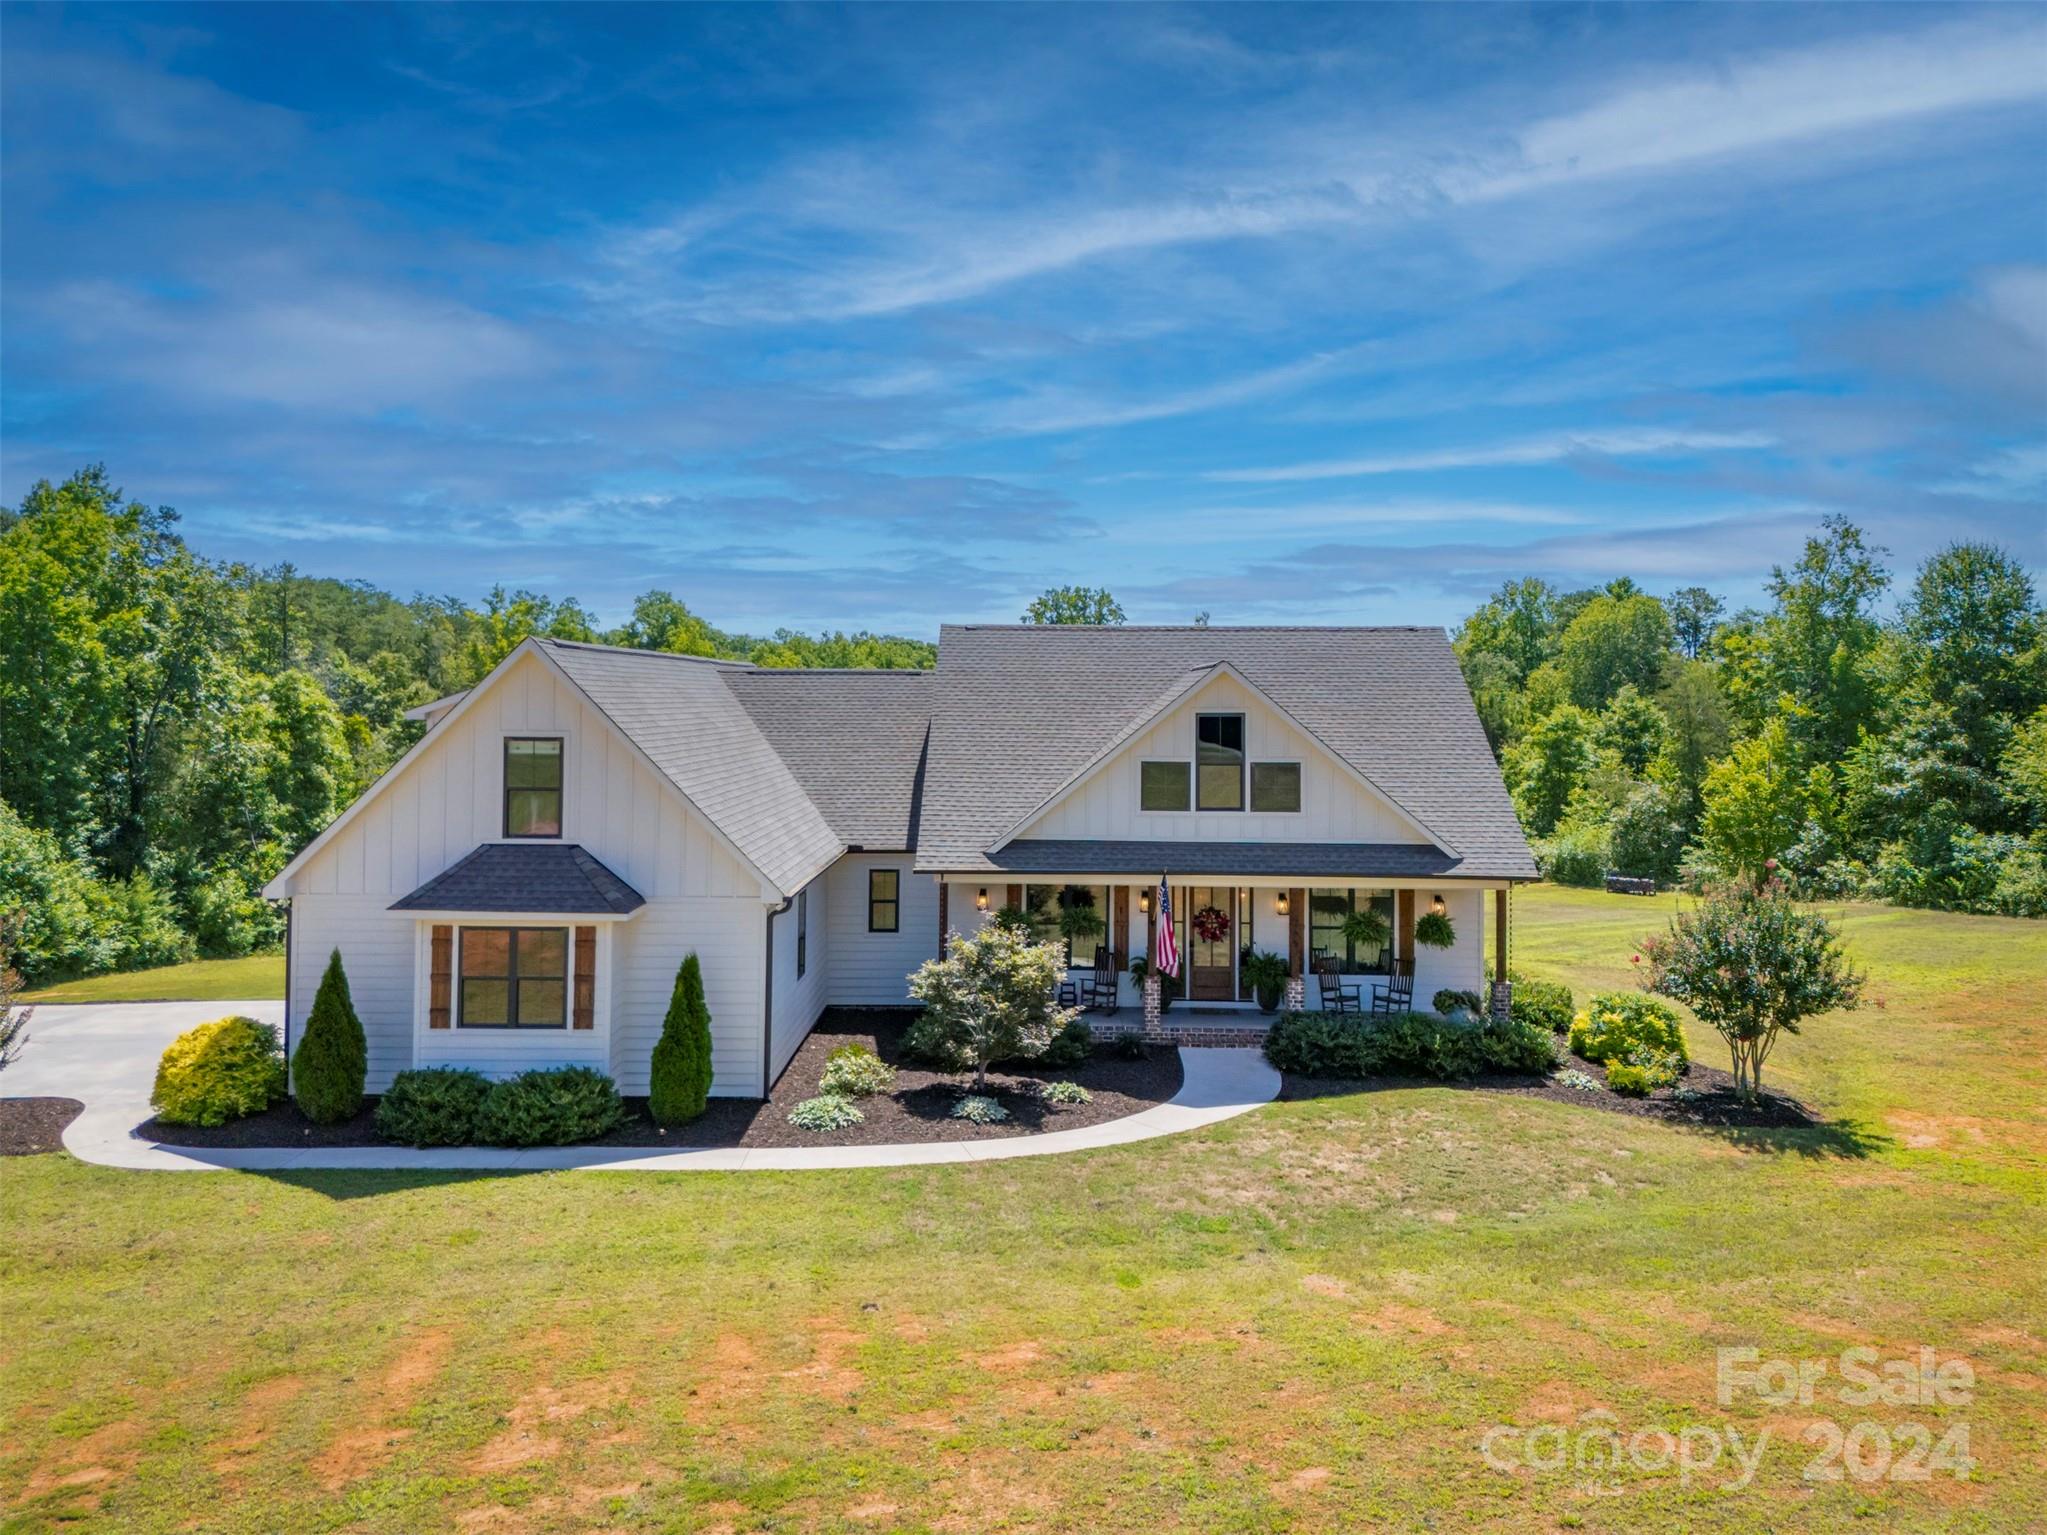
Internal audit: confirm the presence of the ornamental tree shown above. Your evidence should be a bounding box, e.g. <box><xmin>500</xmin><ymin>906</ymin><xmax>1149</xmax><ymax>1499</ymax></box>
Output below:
<box><xmin>294</xmin><ymin>948</ymin><xmax>367</xmax><ymax>1123</ymax></box>
<box><xmin>1640</xmin><ymin>875</ymin><xmax>1864</xmax><ymax>1101</ymax></box>
<box><xmin>906</xmin><ymin>922</ymin><xmax>1079</xmax><ymax>1088</ymax></box>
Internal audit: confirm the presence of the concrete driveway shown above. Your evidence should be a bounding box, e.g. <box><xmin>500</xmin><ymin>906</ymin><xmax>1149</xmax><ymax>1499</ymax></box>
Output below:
<box><xmin>3</xmin><ymin>1000</ymin><xmax>285</xmax><ymax>1168</ymax></box>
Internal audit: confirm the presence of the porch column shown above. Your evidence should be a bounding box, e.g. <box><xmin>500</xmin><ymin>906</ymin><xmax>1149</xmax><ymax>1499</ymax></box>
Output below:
<box><xmin>1286</xmin><ymin>887</ymin><xmax>1305</xmax><ymax>978</ymax></box>
<box><xmin>1494</xmin><ymin>886</ymin><xmax>1509</xmax><ymax>982</ymax></box>
<box><xmin>1114</xmin><ymin>886</ymin><xmax>1131</xmax><ymax>966</ymax></box>
<box><xmin>1397</xmin><ymin>889</ymin><xmax>1416</xmax><ymax>957</ymax></box>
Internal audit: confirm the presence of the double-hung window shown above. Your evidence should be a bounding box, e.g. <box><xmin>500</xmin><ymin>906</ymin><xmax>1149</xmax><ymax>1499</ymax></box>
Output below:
<box><xmin>459</xmin><ymin>927</ymin><xmax>567</xmax><ymax>1028</ymax></box>
<box><xmin>1196</xmin><ymin>713</ymin><xmax>1245</xmax><ymax>811</ymax></box>
<box><xmin>504</xmin><ymin>738</ymin><xmax>563</xmax><ymax>838</ymax></box>
<box><xmin>868</xmin><ymin>869</ymin><xmax>900</xmax><ymax>932</ymax></box>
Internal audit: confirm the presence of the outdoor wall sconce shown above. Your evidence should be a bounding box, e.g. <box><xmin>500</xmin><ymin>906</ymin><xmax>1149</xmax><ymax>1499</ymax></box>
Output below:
<box><xmin>1138</xmin><ymin>889</ymin><xmax>1152</xmax><ymax>914</ymax></box>
<box><xmin>1430</xmin><ymin>893</ymin><xmax>1447</xmax><ymax>916</ymax></box>
<box><xmin>1275</xmin><ymin>891</ymin><xmax>1290</xmax><ymax>916</ymax></box>
<box><xmin>976</xmin><ymin>888</ymin><xmax>989</xmax><ymax>911</ymax></box>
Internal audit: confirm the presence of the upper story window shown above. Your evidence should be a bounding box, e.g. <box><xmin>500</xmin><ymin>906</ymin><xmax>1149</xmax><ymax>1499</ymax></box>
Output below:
<box><xmin>1250</xmin><ymin>761</ymin><xmax>1302</xmax><ymax>813</ymax></box>
<box><xmin>868</xmin><ymin>869</ymin><xmax>900</xmax><ymax>932</ymax></box>
<box><xmin>1195</xmin><ymin>714</ymin><xmax>1244</xmax><ymax>811</ymax></box>
<box><xmin>503</xmin><ymin>738</ymin><xmax>563</xmax><ymax>838</ymax></box>
<box><xmin>1140</xmin><ymin>759</ymin><xmax>1191</xmax><ymax>812</ymax></box>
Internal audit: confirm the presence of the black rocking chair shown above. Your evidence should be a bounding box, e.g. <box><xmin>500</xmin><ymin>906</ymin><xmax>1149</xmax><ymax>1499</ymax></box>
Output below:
<box><xmin>1313</xmin><ymin>956</ymin><xmax>1363</xmax><ymax>1016</ymax></box>
<box><xmin>1370</xmin><ymin>958</ymin><xmax>1415</xmax><ymax>1017</ymax></box>
<box><xmin>1076</xmin><ymin>950</ymin><xmax>1122</xmax><ymax>1014</ymax></box>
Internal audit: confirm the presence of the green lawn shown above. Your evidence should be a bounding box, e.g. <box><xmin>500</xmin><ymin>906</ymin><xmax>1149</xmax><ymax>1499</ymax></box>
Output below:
<box><xmin>21</xmin><ymin>952</ymin><xmax>284</xmax><ymax>1004</ymax></box>
<box><xmin>4</xmin><ymin>889</ymin><xmax>2042</xmax><ymax>1533</ymax></box>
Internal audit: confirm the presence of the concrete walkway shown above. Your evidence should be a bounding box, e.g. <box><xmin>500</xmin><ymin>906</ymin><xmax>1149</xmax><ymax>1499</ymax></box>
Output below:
<box><xmin>5</xmin><ymin>1001</ymin><xmax>1280</xmax><ymax>1173</ymax></box>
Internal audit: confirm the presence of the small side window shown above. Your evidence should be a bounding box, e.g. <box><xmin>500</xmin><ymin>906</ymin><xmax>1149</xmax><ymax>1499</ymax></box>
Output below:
<box><xmin>796</xmin><ymin>889</ymin><xmax>808</xmax><ymax>979</ymax></box>
<box><xmin>1250</xmin><ymin>762</ymin><xmax>1301</xmax><ymax>813</ymax></box>
<box><xmin>1140</xmin><ymin>759</ymin><xmax>1190</xmax><ymax>811</ymax></box>
<box><xmin>868</xmin><ymin>869</ymin><xmax>900</xmax><ymax>932</ymax></box>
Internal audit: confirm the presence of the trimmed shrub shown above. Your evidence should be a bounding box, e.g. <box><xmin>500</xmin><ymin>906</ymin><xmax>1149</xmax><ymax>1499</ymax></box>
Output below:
<box><xmin>374</xmin><ymin>1068</ymin><xmax>492</xmax><ymax>1146</ymax></box>
<box><xmin>151</xmin><ymin>1015</ymin><xmax>284</xmax><ymax>1127</ymax></box>
<box><xmin>1264</xmin><ymin>1009</ymin><xmax>1554</xmax><ymax>1080</ymax></box>
<box><xmin>1568</xmin><ymin>992</ymin><xmax>1687</xmax><ymax>1071</ymax></box>
<box><xmin>474</xmin><ymin>1066</ymin><xmax>623</xmax><ymax>1147</ymax></box>
<box><xmin>788</xmin><ymin>1093</ymin><xmax>863</xmax><ymax>1132</ymax></box>
<box><xmin>293</xmin><ymin>949</ymin><xmax>368</xmax><ymax>1124</ymax></box>
<box><xmin>1507</xmin><ymin>973</ymin><xmax>1574</xmax><ymax>1035</ymax></box>
<box><xmin>951</xmin><ymin>1094</ymin><xmax>1010</xmax><ymax>1124</ymax></box>
<box><xmin>819</xmin><ymin>1044</ymin><xmax>895</xmax><ymax>1097</ymax></box>
<box><xmin>649</xmin><ymin>952</ymin><xmax>714</xmax><ymax>1125</ymax></box>
<box><xmin>1040</xmin><ymin>1079</ymin><xmax>1091</xmax><ymax>1105</ymax></box>
<box><xmin>1605</xmin><ymin>1061</ymin><xmax>1655</xmax><ymax>1096</ymax></box>
<box><xmin>1432</xmin><ymin>988</ymin><xmax>1486</xmax><ymax>1018</ymax></box>
<box><xmin>1032</xmin><ymin>1017</ymin><xmax>1093</xmax><ymax>1068</ymax></box>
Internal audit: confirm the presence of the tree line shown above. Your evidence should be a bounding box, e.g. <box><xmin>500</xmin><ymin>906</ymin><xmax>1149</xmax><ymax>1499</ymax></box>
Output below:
<box><xmin>0</xmin><ymin>467</ymin><xmax>935</xmax><ymax>984</ymax></box>
<box><xmin>3</xmin><ymin>469</ymin><xmax>2039</xmax><ymax>987</ymax></box>
<box><xmin>1457</xmin><ymin>517</ymin><xmax>2044</xmax><ymax>914</ymax></box>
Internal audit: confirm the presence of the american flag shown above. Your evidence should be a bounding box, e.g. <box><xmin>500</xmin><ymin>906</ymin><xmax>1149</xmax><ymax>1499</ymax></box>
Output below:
<box><xmin>1154</xmin><ymin>877</ymin><xmax>1179</xmax><ymax>978</ymax></box>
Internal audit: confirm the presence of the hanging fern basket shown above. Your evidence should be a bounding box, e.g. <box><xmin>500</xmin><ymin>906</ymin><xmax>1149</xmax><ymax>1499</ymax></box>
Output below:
<box><xmin>1413</xmin><ymin>911</ymin><xmax>1457</xmax><ymax>949</ymax></box>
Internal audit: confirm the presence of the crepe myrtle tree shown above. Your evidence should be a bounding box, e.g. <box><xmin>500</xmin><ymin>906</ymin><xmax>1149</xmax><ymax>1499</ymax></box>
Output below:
<box><xmin>1640</xmin><ymin>867</ymin><xmax>1865</xmax><ymax>1102</ymax></box>
<box><xmin>906</xmin><ymin>922</ymin><xmax>1080</xmax><ymax>1089</ymax></box>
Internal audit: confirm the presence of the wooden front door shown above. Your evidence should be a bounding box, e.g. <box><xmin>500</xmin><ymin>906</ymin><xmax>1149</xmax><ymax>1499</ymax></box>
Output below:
<box><xmin>1185</xmin><ymin>885</ymin><xmax>1236</xmax><ymax>1001</ymax></box>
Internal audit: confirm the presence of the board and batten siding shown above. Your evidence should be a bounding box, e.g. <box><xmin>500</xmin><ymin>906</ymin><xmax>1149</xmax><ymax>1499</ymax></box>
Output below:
<box><xmin>286</xmin><ymin>648</ymin><xmax>764</xmax><ymax>906</ymax></box>
<box><xmin>611</xmin><ymin>900</ymin><xmax>766</xmax><ymax>1097</ymax></box>
<box><xmin>1018</xmin><ymin>673</ymin><xmax>1429</xmax><ymax>846</ymax></box>
<box><xmin>766</xmin><ymin>874</ymin><xmax>830</xmax><ymax>1087</ymax></box>
<box><xmin>286</xmin><ymin>894</ymin><xmax>415</xmax><ymax>1091</ymax></box>
<box><xmin>824</xmin><ymin>853</ymin><xmax>939</xmax><ymax>1006</ymax></box>
<box><xmin>282</xmin><ymin>647</ymin><xmax>775</xmax><ymax>1095</ymax></box>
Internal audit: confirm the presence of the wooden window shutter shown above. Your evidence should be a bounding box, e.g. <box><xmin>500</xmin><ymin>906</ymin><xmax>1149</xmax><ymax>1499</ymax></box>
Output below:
<box><xmin>429</xmin><ymin>925</ymin><xmax>452</xmax><ymax>1029</ymax></box>
<box><xmin>573</xmin><ymin>926</ymin><xmax>597</xmax><ymax>1030</ymax></box>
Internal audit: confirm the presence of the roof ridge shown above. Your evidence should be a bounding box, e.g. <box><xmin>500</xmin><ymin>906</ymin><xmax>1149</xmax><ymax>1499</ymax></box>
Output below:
<box><xmin>538</xmin><ymin>636</ymin><xmax>750</xmax><ymax>667</ymax></box>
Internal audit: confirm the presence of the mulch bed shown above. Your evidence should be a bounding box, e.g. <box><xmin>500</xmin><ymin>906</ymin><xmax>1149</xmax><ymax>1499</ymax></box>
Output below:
<box><xmin>0</xmin><ymin>1098</ymin><xmax>84</xmax><ymax>1156</ymax></box>
<box><xmin>143</xmin><ymin>1010</ymin><xmax>1183</xmax><ymax>1151</ymax></box>
<box><xmin>1283</xmin><ymin>1045</ymin><xmax>1821</xmax><ymax>1130</ymax></box>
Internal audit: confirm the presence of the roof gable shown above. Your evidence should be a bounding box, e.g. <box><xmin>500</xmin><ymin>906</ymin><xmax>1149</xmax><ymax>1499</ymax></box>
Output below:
<box><xmin>914</xmin><ymin>625</ymin><xmax>1534</xmax><ymax>879</ymax></box>
<box><xmin>721</xmin><ymin>669</ymin><xmax>931</xmax><ymax>850</ymax></box>
<box><xmin>993</xmin><ymin>661</ymin><xmax>1455</xmax><ymax>854</ymax></box>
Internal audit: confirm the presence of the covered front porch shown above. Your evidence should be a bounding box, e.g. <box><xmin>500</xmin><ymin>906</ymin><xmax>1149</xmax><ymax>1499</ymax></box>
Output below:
<box><xmin>935</xmin><ymin>867</ymin><xmax>1514</xmax><ymax>1027</ymax></box>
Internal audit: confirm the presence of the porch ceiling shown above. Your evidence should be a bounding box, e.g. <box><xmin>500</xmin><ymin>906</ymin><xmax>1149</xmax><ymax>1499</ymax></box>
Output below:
<box><xmin>960</xmin><ymin>838</ymin><xmax>1480</xmax><ymax>879</ymax></box>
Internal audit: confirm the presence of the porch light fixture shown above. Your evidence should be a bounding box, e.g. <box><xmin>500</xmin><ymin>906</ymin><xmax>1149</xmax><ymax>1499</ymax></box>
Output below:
<box><xmin>1138</xmin><ymin>889</ymin><xmax>1152</xmax><ymax>914</ymax></box>
<box><xmin>1430</xmin><ymin>894</ymin><xmax>1447</xmax><ymax>916</ymax></box>
<box><xmin>976</xmin><ymin>887</ymin><xmax>989</xmax><ymax>911</ymax></box>
<box><xmin>1275</xmin><ymin>891</ymin><xmax>1290</xmax><ymax>916</ymax></box>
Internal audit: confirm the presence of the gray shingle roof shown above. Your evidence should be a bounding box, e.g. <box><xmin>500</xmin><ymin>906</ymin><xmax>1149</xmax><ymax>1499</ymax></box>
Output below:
<box><xmin>913</xmin><ymin>625</ymin><xmax>1535</xmax><ymax>880</ymax></box>
<box><xmin>977</xmin><ymin>840</ymin><xmax>1480</xmax><ymax>879</ymax></box>
<box><xmin>721</xmin><ymin>669</ymin><xmax>930</xmax><ymax>850</ymax></box>
<box><xmin>390</xmin><ymin>843</ymin><xmax>645</xmax><ymax>914</ymax></box>
<box><xmin>542</xmin><ymin>640</ymin><xmax>845</xmax><ymax>894</ymax></box>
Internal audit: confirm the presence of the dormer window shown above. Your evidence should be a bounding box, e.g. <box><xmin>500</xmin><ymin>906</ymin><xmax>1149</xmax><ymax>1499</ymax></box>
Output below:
<box><xmin>504</xmin><ymin>738</ymin><xmax>563</xmax><ymax>838</ymax></box>
<box><xmin>1196</xmin><ymin>713</ymin><xmax>1244</xmax><ymax>811</ymax></box>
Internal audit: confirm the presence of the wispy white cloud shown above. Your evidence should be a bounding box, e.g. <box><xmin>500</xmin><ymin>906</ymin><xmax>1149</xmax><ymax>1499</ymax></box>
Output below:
<box><xmin>1930</xmin><ymin>441</ymin><xmax>2047</xmax><ymax>501</ymax></box>
<box><xmin>976</xmin><ymin>343</ymin><xmax>1372</xmax><ymax>437</ymax></box>
<box><xmin>1205</xmin><ymin>427</ymin><xmax>1776</xmax><ymax>484</ymax></box>
<box><xmin>1459</xmin><ymin>19</ymin><xmax>2047</xmax><ymax>203</ymax></box>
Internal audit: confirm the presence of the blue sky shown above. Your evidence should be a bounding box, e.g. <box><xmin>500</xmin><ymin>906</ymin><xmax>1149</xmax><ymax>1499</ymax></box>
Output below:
<box><xmin>3</xmin><ymin>4</ymin><xmax>2043</xmax><ymax>636</ymax></box>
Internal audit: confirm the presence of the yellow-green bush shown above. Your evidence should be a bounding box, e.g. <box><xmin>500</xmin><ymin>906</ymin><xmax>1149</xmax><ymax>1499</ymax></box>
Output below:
<box><xmin>151</xmin><ymin>1015</ymin><xmax>284</xmax><ymax>1126</ymax></box>
<box><xmin>1568</xmin><ymin>992</ymin><xmax>1686</xmax><ymax>1065</ymax></box>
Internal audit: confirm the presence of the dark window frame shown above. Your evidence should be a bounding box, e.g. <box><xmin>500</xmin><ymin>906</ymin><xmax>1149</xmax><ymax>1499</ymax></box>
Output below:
<box><xmin>457</xmin><ymin>925</ymin><xmax>569</xmax><ymax>1030</ymax></box>
<box><xmin>1307</xmin><ymin>888</ymin><xmax>1396</xmax><ymax>976</ymax></box>
<box><xmin>1195</xmin><ymin>712</ymin><xmax>1246</xmax><ymax>812</ymax></box>
<box><xmin>502</xmin><ymin>736</ymin><xmax>564</xmax><ymax>840</ymax></box>
<box><xmin>1139</xmin><ymin>758</ymin><xmax>1191</xmax><ymax>812</ymax></box>
<box><xmin>868</xmin><ymin>868</ymin><xmax>900</xmax><ymax>932</ymax></box>
<box><xmin>796</xmin><ymin>889</ymin><xmax>808</xmax><ymax>979</ymax></box>
<box><xmin>1250</xmin><ymin>760</ymin><xmax>1303</xmax><ymax>813</ymax></box>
